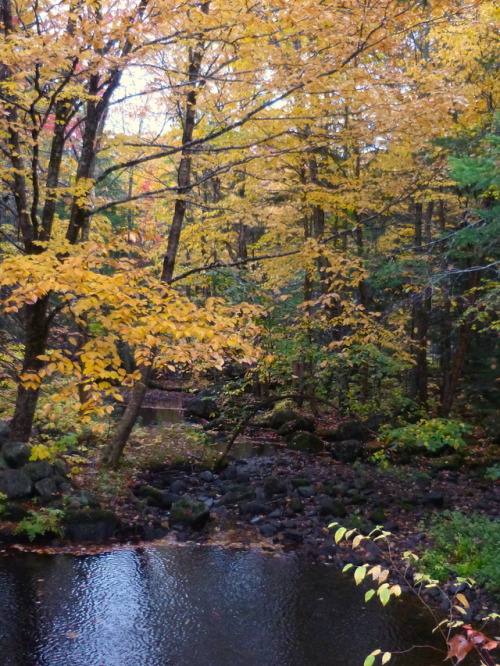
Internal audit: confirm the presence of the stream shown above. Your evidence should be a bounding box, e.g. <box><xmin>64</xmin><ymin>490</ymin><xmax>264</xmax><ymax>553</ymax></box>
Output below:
<box><xmin>0</xmin><ymin>544</ymin><xmax>445</xmax><ymax>666</ymax></box>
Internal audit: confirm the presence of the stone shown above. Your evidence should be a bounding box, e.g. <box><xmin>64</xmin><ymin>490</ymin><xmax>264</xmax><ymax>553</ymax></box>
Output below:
<box><xmin>297</xmin><ymin>486</ymin><xmax>316</xmax><ymax>498</ymax></box>
<box><xmin>0</xmin><ymin>469</ymin><xmax>33</xmax><ymax>499</ymax></box>
<box><xmin>287</xmin><ymin>431</ymin><xmax>323</xmax><ymax>453</ymax></box>
<box><xmin>2</xmin><ymin>501</ymin><xmax>29</xmax><ymax>521</ymax></box>
<box><xmin>330</xmin><ymin>440</ymin><xmax>364</xmax><ymax>463</ymax></box>
<box><xmin>136</xmin><ymin>485</ymin><xmax>164</xmax><ymax>506</ymax></box>
<box><xmin>0</xmin><ymin>455</ymin><xmax>8</xmax><ymax>470</ymax></box>
<box><xmin>53</xmin><ymin>459</ymin><xmax>69</xmax><ymax>477</ymax></box>
<box><xmin>278</xmin><ymin>415</ymin><xmax>315</xmax><ymax>437</ymax></box>
<box><xmin>216</xmin><ymin>486</ymin><xmax>256</xmax><ymax>506</ymax></box>
<box><xmin>199</xmin><ymin>470</ymin><xmax>214</xmax><ymax>482</ymax></box>
<box><xmin>64</xmin><ymin>509</ymin><xmax>118</xmax><ymax>542</ymax></box>
<box><xmin>169</xmin><ymin>499</ymin><xmax>210</xmax><ymax>528</ymax></box>
<box><xmin>240</xmin><ymin>500</ymin><xmax>269</xmax><ymax>516</ymax></box>
<box><xmin>334</xmin><ymin>419</ymin><xmax>371</xmax><ymax>442</ymax></box>
<box><xmin>170</xmin><ymin>479</ymin><xmax>188</xmax><ymax>494</ymax></box>
<box><xmin>160</xmin><ymin>491</ymin><xmax>181</xmax><ymax>510</ymax></box>
<box><xmin>23</xmin><ymin>461</ymin><xmax>54</xmax><ymax>482</ymax></box>
<box><xmin>185</xmin><ymin>388</ymin><xmax>220</xmax><ymax>420</ymax></box>
<box><xmin>263</xmin><ymin>476</ymin><xmax>287</xmax><ymax>498</ymax></box>
<box><xmin>267</xmin><ymin>409</ymin><xmax>300</xmax><ymax>430</ymax></box>
<box><xmin>34</xmin><ymin>477</ymin><xmax>59</xmax><ymax>502</ymax></box>
<box><xmin>259</xmin><ymin>523</ymin><xmax>278</xmax><ymax>537</ymax></box>
<box><xmin>1</xmin><ymin>441</ymin><xmax>31</xmax><ymax>468</ymax></box>
<box><xmin>67</xmin><ymin>490</ymin><xmax>100</xmax><ymax>509</ymax></box>
<box><xmin>288</xmin><ymin>499</ymin><xmax>304</xmax><ymax>513</ymax></box>
<box><xmin>318</xmin><ymin>497</ymin><xmax>347</xmax><ymax>518</ymax></box>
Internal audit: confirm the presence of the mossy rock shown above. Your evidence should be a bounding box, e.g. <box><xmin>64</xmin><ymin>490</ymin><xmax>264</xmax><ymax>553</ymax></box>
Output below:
<box><xmin>169</xmin><ymin>499</ymin><xmax>210</xmax><ymax>528</ymax></box>
<box><xmin>64</xmin><ymin>509</ymin><xmax>118</xmax><ymax>542</ymax></box>
<box><xmin>287</xmin><ymin>431</ymin><xmax>323</xmax><ymax>453</ymax></box>
<box><xmin>263</xmin><ymin>476</ymin><xmax>287</xmax><ymax>497</ymax></box>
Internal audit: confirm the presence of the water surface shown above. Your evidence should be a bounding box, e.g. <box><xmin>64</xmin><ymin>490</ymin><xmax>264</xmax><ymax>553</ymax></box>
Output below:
<box><xmin>0</xmin><ymin>545</ymin><xmax>448</xmax><ymax>666</ymax></box>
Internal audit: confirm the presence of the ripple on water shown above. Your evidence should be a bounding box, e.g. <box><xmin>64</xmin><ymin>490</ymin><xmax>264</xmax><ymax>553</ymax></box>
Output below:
<box><xmin>0</xmin><ymin>546</ymin><xmax>445</xmax><ymax>666</ymax></box>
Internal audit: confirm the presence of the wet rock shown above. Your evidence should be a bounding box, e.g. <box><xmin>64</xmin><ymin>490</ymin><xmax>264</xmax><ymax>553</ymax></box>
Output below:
<box><xmin>297</xmin><ymin>486</ymin><xmax>316</xmax><ymax>498</ymax></box>
<box><xmin>185</xmin><ymin>389</ymin><xmax>219</xmax><ymax>420</ymax></box>
<box><xmin>0</xmin><ymin>469</ymin><xmax>33</xmax><ymax>499</ymax></box>
<box><xmin>288</xmin><ymin>431</ymin><xmax>323</xmax><ymax>453</ymax></box>
<box><xmin>318</xmin><ymin>497</ymin><xmax>347</xmax><ymax>518</ymax></box>
<box><xmin>240</xmin><ymin>500</ymin><xmax>269</xmax><ymax>516</ymax></box>
<box><xmin>259</xmin><ymin>523</ymin><xmax>278</xmax><ymax>537</ymax></box>
<box><xmin>23</xmin><ymin>461</ymin><xmax>54</xmax><ymax>482</ymax></box>
<box><xmin>263</xmin><ymin>476</ymin><xmax>287</xmax><ymax>497</ymax></box>
<box><xmin>170</xmin><ymin>479</ymin><xmax>188</xmax><ymax>494</ymax></box>
<box><xmin>330</xmin><ymin>439</ymin><xmax>363</xmax><ymax>463</ymax></box>
<box><xmin>1</xmin><ymin>441</ymin><xmax>31</xmax><ymax>468</ymax></box>
<box><xmin>64</xmin><ymin>509</ymin><xmax>118</xmax><ymax>542</ymax></box>
<box><xmin>34</xmin><ymin>477</ymin><xmax>59</xmax><ymax>502</ymax></box>
<box><xmin>169</xmin><ymin>499</ymin><xmax>210</xmax><ymax>528</ymax></box>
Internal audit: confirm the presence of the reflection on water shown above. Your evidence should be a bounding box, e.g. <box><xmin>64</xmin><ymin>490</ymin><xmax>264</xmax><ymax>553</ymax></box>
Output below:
<box><xmin>0</xmin><ymin>546</ymin><xmax>447</xmax><ymax>666</ymax></box>
<box><xmin>138</xmin><ymin>407</ymin><xmax>183</xmax><ymax>425</ymax></box>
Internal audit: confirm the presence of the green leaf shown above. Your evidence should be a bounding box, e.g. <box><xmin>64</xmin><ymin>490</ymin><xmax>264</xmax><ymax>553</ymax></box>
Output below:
<box><xmin>365</xmin><ymin>589</ymin><xmax>376</xmax><ymax>602</ymax></box>
<box><xmin>379</xmin><ymin>587</ymin><xmax>391</xmax><ymax>605</ymax></box>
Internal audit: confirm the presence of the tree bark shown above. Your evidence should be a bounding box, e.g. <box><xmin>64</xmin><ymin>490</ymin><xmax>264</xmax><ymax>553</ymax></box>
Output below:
<box><xmin>103</xmin><ymin>361</ymin><xmax>154</xmax><ymax>468</ymax></box>
<box><xmin>10</xmin><ymin>296</ymin><xmax>50</xmax><ymax>440</ymax></box>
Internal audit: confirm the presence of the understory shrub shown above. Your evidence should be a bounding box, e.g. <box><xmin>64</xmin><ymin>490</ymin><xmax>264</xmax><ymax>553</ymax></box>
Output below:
<box><xmin>419</xmin><ymin>511</ymin><xmax>500</xmax><ymax>594</ymax></box>
<box><xmin>14</xmin><ymin>508</ymin><xmax>65</xmax><ymax>541</ymax></box>
<box><xmin>380</xmin><ymin>418</ymin><xmax>472</xmax><ymax>454</ymax></box>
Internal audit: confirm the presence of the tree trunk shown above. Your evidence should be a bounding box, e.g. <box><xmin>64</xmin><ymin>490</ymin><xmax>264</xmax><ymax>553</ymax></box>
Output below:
<box><xmin>161</xmin><ymin>11</ymin><xmax>207</xmax><ymax>284</ymax></box>
<box><xmin>10</xmin><ymin>296</ymin><xmax>50</xmax><ymax>440</ymax></box>
<box><xmin>103</xmin><ymin>362</ymin><xmax>154</xmax><ymax>468</ymax></box>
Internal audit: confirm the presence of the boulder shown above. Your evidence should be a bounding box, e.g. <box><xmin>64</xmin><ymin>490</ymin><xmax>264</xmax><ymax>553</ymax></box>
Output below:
<box><xmin>278</xmin><ymin>415</ymin><xmax>315</xmax><ymax>437</ymax></box>
<box><xmin>2</xmin><ymin>441</ymin><xmax>31</xmax><ymax>468</ymax></box>
<box><xmin>23</xmin><ymin>461</ymin><xmax>54</xmax><ymax>482</ymax></box>
<box><xmin>0</xmin><ymin>469</ymin><xmax>33</xmax><ymax>499</ymax></box>
<box><xmin>169</xmin><ymin>498</ymin><xmax>210</xmax><ymax>528</ymax></box>
<box><xmin>136</xmin><ymin>485</ymin><xmax>164</xmax><ymax>506</ymax></box>
<box><xmin>330</xmin><ymin>439</ymin><xmax>364</xmax><ymax>463</ymax></box>
<box><xmin>185</xmin><ymin>388</ymin><xmax>220</xmax><ymax>420</ymax></box>
<box><xmin>160</xmin><ymin>491</ymin><xmax>181</xmax><ymax>510</ymax></box>
<box><xmin>287</xmin><ymin>431</ymin><xmax>323</xmax><ymax>453</ymax></box>
<box><xmin>34</xmin><ymin>477</ymin><xmax>59</xmax><ymax>502</ymax></box>
<box><xmin>170</xmin><ymin>479</ymin><xmax>188</xmax><ymax>494</ymax></box>
<box><xmin>1</xmin><ymin>501</ymin><xmax>30</xmax><ymax>521</ymax></box>
<box><xmin>267</xmin><ymin>409</ymin><xmax>300</xmax><ymax>430</ymax></box>
<box><xmin>263</xmin><ymin>476</ymin><xmax>287</xmax><ymax>498</ymax></box>
<box><xmin>333</xmin><ymin>419</ymin><xmax>371</xmax><ymax>442</ymax></box>
<box><xmin>67</xmin><ymin>490</ymin><xmax>100</xmax><ymax>509</ymax></box>
<box><xmin>64</xmin><ymin>509</ymin><xmax>118</xmax><ymax>542</ymax></box>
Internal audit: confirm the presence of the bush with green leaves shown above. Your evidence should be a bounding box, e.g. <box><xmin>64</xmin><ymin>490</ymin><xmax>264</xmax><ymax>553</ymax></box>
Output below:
<box><xmin>419</xmin><ymin>511</ymin><xmax>500</xmax><ymax>594</ymax></box>
<box><xmin>380</xmin><ymin>418</ymin><xmax>472</xmax><ymax>454</ymax></box>
<box><xmin>14</xmin><ymin>508</ymin><xmax>64</xmax><ymax>542</ymax></box>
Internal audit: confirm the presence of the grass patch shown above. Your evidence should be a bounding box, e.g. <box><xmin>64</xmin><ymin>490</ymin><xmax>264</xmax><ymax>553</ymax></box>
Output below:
<box><xmin>419</xmin><ymin>511</ymin><xmax>500</xmax><ymax>594</ymax></box>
